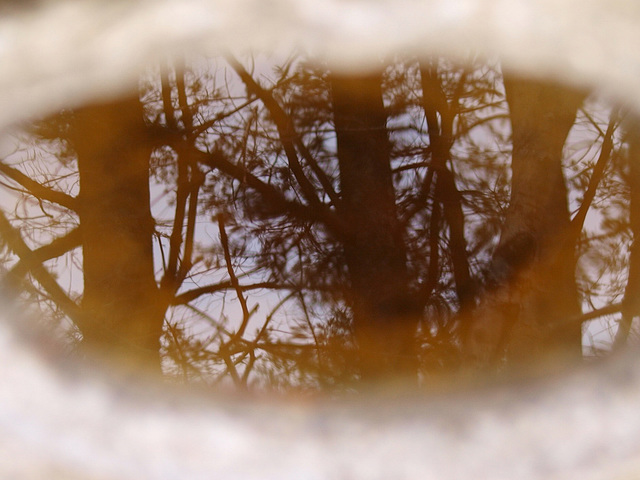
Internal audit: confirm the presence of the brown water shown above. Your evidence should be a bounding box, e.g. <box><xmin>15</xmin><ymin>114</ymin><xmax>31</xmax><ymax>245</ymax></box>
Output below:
<box><xmin>0</xmin><ymin>54</ymin><xmax>636</xmax><ymax>392</ymax></box>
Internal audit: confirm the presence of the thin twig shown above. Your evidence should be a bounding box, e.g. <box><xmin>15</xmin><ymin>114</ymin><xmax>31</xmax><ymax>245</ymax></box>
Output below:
<box><xmin>217</xmin><ymin>213</ymin><xmax>252</xmax><ymax>340</ymax></box>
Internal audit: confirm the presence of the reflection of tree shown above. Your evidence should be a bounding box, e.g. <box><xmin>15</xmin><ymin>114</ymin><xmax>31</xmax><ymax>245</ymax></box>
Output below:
<box><xmin>330</xmin><ymin>71</ymin><xmax>419</xmax><ymax>381</ymax></box>
<box><xmin>465</xmin><ymin>77</ymin><xmax>585</xmax><ymax>366</ymax></box>
<box><xmin>0</xmin><ymin>54</ymin><xmax>636</xmax><ymax>389</ymax></box>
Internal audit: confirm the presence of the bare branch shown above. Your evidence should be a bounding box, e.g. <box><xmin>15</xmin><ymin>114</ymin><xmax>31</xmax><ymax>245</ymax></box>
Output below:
<box><xmin>0</xmin><ymin>160</ymin><xmax>77</xmax><ymax>211</ymax></box>
<box><xmin>176</xmin><ymin>167</ymin><xmax>203</xmax><ymax>284</ymax></box>
<box><xmin>9</xmin><ymin>226</ymin><xmax>81</xmax><ymax>278</ymax></box>
<box><xmin>570</xmin><ymin>110</ymin><xmax>617</xmax><ymax>237</ymax></box>
<box><xmin>0</xmin><ymin>210</ymin><xmax>84</xmax><ymax>329</ymax></box>
<box><xmin>217</xmin><ymin>213</ymin><xmax>252</xmax><ymax>340</ymax></box>
<box><xmin>226</xmin><ymin>54</ymin><xmax>340</xmax><ymax>207</ymax></box>
<box><xmin>195</xmin><ymin>146</ymin><xmax>345</xmax><ymax>236</ymax></box>
<box><xmin>559</xmin><ymin>302</ymin><xmax>623</xmax><ymax>328</ymax></box>
<box><xmin>172</xmin><ymin>281</ymin><xmax>298</xmax><ymax>305</ymax></box>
